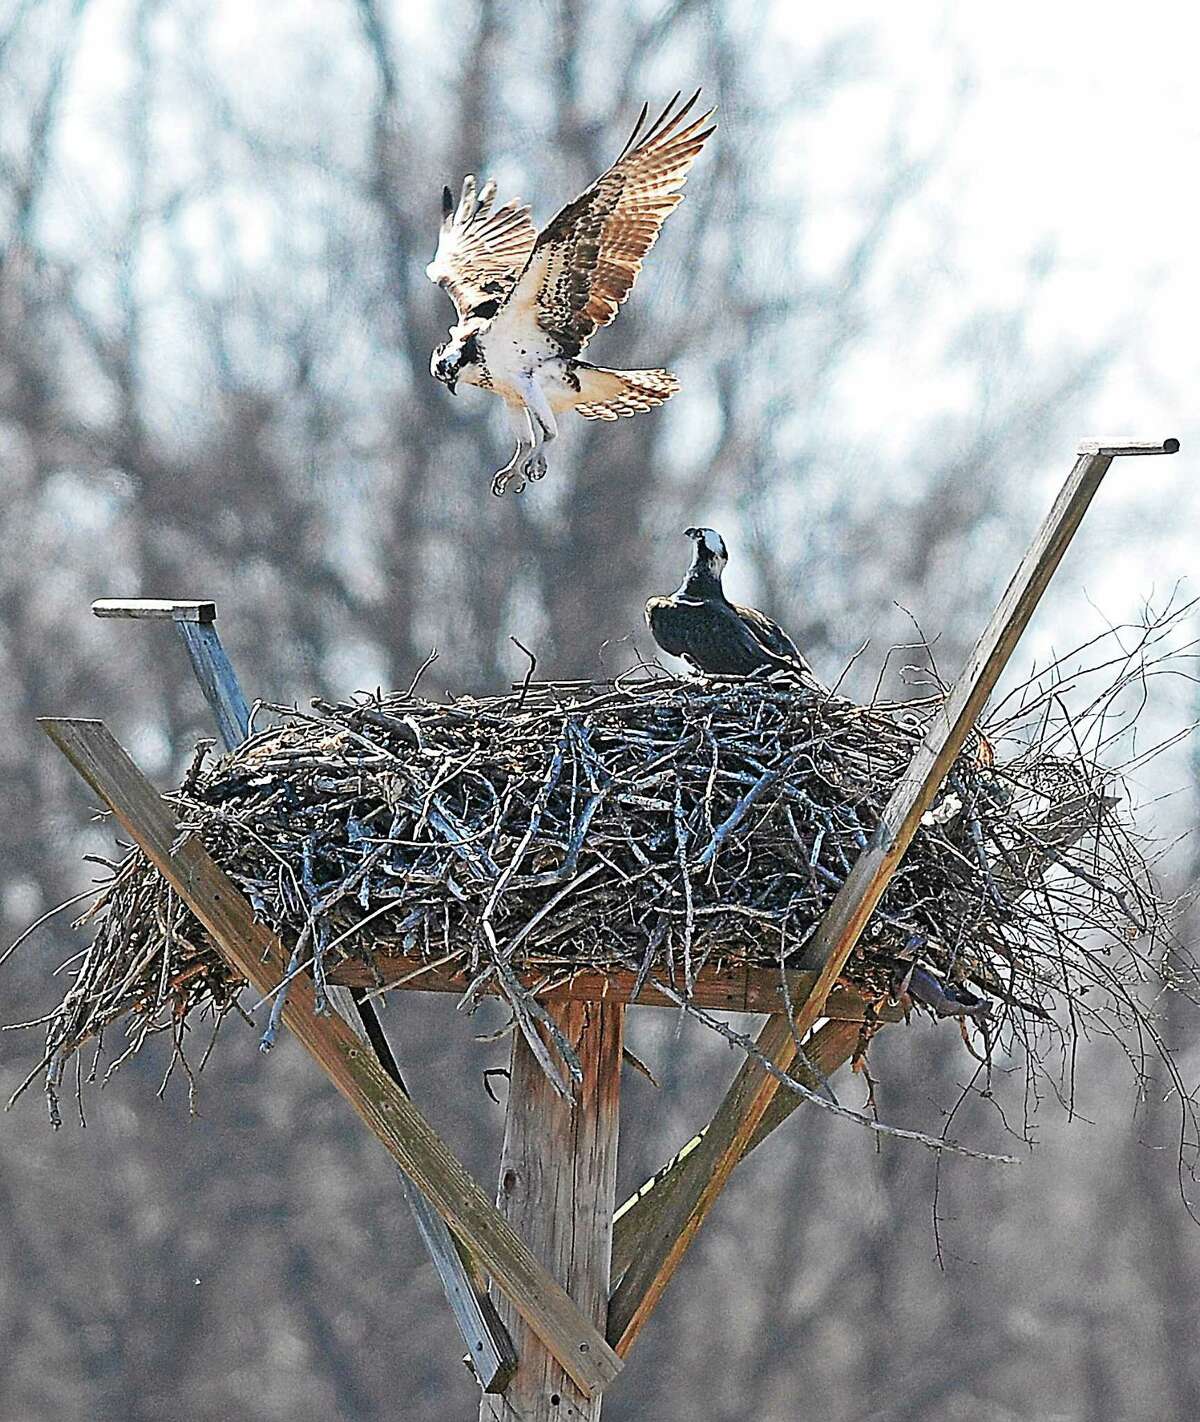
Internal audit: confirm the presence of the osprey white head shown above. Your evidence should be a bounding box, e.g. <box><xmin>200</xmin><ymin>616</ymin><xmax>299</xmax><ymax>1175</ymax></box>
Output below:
<box><xmin>430</xmin><ymin>330</ymin><xmax>482</xmax><ymax>395</ymax></box>
<box><xmin>684</xmin><ymin>525</ymin><xmax>729</xmax><ymax>578</ymax></box>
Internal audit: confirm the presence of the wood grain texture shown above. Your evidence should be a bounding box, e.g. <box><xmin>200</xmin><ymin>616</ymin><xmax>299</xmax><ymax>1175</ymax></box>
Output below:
<box><xmin>606</xmin><ymin>441</ymin><xmax>1174</xmax><ymax>1355</ymax></box>
<box><xmin>482</xmin><ymin>1000</ymin><xmax>624</xmax><ymax>1422</ymax></box>
<box><xmin>159</xmin><ymin>611</ymin><xmax>514</xmax><ymax>1387</ymax></box>
<box><xmin>793</xmin><ymin>448</ymin><xmax>1116</xmax><ymax>992</ymax></box>
<box><xmin>609</xmin><ymin>781</ymin><xmax>1119</xmax><ymax>1284</ymax></box>
<box><xmin>166</xmin><ymin>613</ymin><xmax>514</xmax><ymax>1390</ymax></box>
<box><xmin>606</xmin><ymin>1005</ymin><xmax>820</xmax><ymax>1353</ymax></box>
<box><xmin>40</xmin><ymin>717</ymin><xmax>621</xmax><ymax>1399</ymax></box>
<box><xmin>331</xmin><ymin>954</ymin><xmax>875</xmax><ymax>1020</ymax></box>
<box><xmin>327</xmin><ymin>983</ymin><xmax>518</xmax><ymax>1393</ymax></box>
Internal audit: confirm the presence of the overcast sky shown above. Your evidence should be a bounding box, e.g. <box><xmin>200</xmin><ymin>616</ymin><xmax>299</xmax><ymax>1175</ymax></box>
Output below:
<box><xmin>764</xmin><ymin>4</ymin><xmax>1195</xmax><ymax>677</ymax></box>
<box><xmin>792</xmin><ymin>4</ymin><xmax>1194</xmax><ymax>413</ymax></box>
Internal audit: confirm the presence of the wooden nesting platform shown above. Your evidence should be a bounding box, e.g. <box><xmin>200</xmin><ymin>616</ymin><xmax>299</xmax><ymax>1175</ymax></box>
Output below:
<box><xmin>38</xmin><ymin>439</ymin><xmax>1178</xmax><ymax>1420</ymax></box>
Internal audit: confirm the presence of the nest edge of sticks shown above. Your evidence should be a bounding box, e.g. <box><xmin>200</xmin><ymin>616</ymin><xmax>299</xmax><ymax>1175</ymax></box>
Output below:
<box><xmin>23</xmin><ymin>664</ymin><xmax>1168</xmax><ymax>1118</ymax></box>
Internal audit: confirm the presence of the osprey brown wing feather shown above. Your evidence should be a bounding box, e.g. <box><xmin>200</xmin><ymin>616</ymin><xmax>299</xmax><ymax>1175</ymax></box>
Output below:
<box><xmin>425</xmin><ymin>175</ymin><xmax>537</xmax><ymax>322</ymax></box>
<box><xmin>510</xmin><ymin>91</ymin><xmax>716</xmax><ymax>356</ymax></box>
<box><xmin>734</xmin><ymin>603</ymin><xmax>822</xmax><ymax>685</ymax></box>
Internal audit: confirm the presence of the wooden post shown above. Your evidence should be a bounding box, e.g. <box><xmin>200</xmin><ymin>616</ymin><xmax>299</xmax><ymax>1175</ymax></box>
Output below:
<box><xmin>481</xmin><ymin>1001</ymin><xmax>624</xmax><ymax>1422</ymax></box>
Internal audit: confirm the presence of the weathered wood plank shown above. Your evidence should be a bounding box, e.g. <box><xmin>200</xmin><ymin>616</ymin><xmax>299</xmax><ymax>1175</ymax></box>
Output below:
<box><xmin>330</xmin><ymin>954</ymin><xmax>875</xmax><ymax>1020</ymax></box>
<box><xmin>606</xmin><ymin>439</ymin><xmax>1177</xmax><ymax>1355</ymax></box>
<box><xmin>1075</xmin><ymin>437</ymin><xmax>1178</xmax><ymax>455</ymax></box>
<box><xmin>173</xmin><ymin>620</ymin><xmax>252</xmax><ymax>750</ymax></box>
<box><xmin>40</xmin><ymin>717</ymin><xmax>621</xmax><ymax>1399</ymax></box>
<box><xmin>146</xmin><ymin>602</ymin><xmax>516</xmax><ymax>1389</ymax></box>
<box><xmin>91</xmin><ymin>597</ymin><xmax>216</xmax><ymax>623</ymax></box>
<box><xmin>610</xmin><ymin>783</ymin><xmax>1118</xmax><ymax>1283</ymax></box>
<box><xmin>327</xmin><ymin>982</ymin><xmax>518</xmax><ymax>1393</ymax></box>
<box><xmin>481</xmin><ymin>1000</ymin><xmax>624</xmax><ymax>1422</ymax></box>
<box><xmin>609</xmin><ymin>1016</ymin><xmax>861</xmax><ymax>1284</ymax></box>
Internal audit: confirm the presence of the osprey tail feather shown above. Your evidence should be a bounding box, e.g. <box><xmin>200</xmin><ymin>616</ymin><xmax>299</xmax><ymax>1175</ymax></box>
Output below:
<box><xmin>570</xmin><ymin>364</ymin><xmax>680</xmax><ymax>421</ymax></box>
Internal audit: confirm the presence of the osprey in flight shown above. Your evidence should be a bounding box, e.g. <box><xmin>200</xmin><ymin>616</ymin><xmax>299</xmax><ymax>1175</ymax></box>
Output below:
<box><xmin>646</xmin><ymin>527</ymin><xmax>820</xmax><ymax>684</ymax></box>
<box><xmin>427</xmin><ymin>92</ymin><xmax>715</xmax><ymax>496</ymax></box>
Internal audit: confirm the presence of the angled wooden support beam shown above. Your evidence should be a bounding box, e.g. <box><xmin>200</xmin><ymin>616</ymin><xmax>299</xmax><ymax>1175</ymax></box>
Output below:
<box><xmin>173</xmin><ymin>620</ymin><xmax>252</xmax><ymax>750</ymax></box>
<box><xmin>39</xmin><ymin>718</ymin><xmax>621</xmax><ymax>1400</ymax></box>
<box><xmin>606</xmin><ymin>436</ymin><xmax>1179</xmax><ymax>1355</ymax></box>
<box><xmin>610</xmin><ymin>779</ymin><xmax>1122</xmax><ymax>1286</ymax></box>
<box><xmin>91</xmin><ymin>598</ymin><xmax>250</xmax><ymax>749</ymax></box>
<box><xmin>330</xmin><ymin>983</ymin><xmax>517</xmax><ymax>1393</ymax></box>
<box><xmin>92</xmin><ymin>598</ymin><xmax>516</xmax><ymax>1389</ymax></box>
<box><xmin>609</xmin><ymin>1015</ymin><xmax>862</xmax><ymax>1285</ymax></box>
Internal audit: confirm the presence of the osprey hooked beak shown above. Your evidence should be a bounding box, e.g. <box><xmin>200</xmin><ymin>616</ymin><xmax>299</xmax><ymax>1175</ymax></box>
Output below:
<box><xmin>431</xmin><ymin>346</ymin><xmax>459</xmax><ymax>395</ymax></box>
<box><xmin>683</xmin><ymin>525</ymin><xmax>729</xmax><ymax>573</ymax></box>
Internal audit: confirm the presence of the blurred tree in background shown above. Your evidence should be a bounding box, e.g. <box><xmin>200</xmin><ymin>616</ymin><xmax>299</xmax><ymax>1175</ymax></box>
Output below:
<box><xmin>0</xmin><ymin>2</ymin><xmax>1194</xmax><ymax>1419</ymax></box>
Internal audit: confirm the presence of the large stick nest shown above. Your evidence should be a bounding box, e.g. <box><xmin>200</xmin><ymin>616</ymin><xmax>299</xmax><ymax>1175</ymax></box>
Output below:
<box><xmin>21</xmin><ymin>647</ymin><xmax>1173</xmax><ymax>1115</ymax></box>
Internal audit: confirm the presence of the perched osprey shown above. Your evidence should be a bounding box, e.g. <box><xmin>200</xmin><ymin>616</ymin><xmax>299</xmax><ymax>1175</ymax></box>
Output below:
<box><xmin>427</xmin><ymin>92</ymin><xmax>715</xmax><ymax>496</ymax></box>
<box><xmin>646</xmin><ymin>527</ymin><xmax>820</xmax><ymax>683</ymax></box>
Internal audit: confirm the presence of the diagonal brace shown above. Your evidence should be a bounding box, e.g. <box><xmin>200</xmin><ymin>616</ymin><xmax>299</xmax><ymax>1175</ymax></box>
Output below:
<box><xmin>608</xmin><ymin>781</ymin><xmax>1113</xmax><ymax>1282</ymax></box>
<box><xmin>91</xmin><ymin>595</ymin><xmax>516</xmax><ymax>1390</ymax></box>
<box><xmin>40</xmin><ymin>717</ymin><xmax>621</xmax><ymax>1400</ymax></box>
<box><xmin>608</xmin><ymin>784</ymin><xmax>1114</xmax><ymax>1285</ymax></box>
<box><xmin>606</xmin><ymin>436</ymin><xmax>1178</xmax><ymax>1355</ymax></box>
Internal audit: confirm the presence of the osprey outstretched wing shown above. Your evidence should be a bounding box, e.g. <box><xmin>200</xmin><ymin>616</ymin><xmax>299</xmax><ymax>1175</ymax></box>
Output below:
<box><xmin>501</xmin><ymin>91</ymin><xmax>716</xmax><ymax>356</ymax></box>
<box><xmin>428</xmin><ymin>92</ymin><xmax>715</xmax><ymax>496</ymax></box>
<box><xmin>426</xmin><ymin>177</ymin><xmax>536</xmax><ymax>323</ymax></box>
